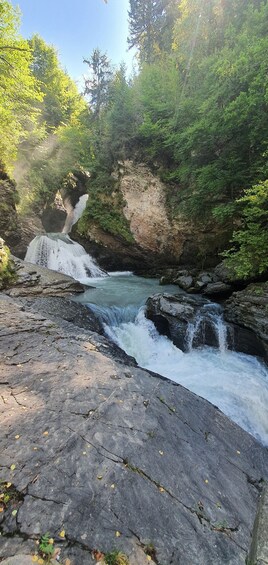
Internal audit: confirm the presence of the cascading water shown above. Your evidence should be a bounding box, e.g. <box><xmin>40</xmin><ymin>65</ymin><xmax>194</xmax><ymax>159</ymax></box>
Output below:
<box><xmin>74</xmin><ymin>273</ymin><xmax>268</xmax><ymax>445</ymax></box>
<box><xmin>25</xmin><ymin>233</ymin><xmax>106</xmax><ymax>281</ymax></box>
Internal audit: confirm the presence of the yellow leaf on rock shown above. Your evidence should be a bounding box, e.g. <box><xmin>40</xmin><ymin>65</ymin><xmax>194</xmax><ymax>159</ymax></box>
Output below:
<box><xmin>236</xmin><ymin>450</ymin><xmax>241</xmax><ymax>455</ymax></box>
<box><xmin>48</xmin><ymin>538</ymin><xmax>54</xmax><ymax>544</ymax></box>
<box><xmin>59</xmin><ymin>529</ymin><xmax>65</xmax><ymax>538</ymax></box>
<box><xmin>159</xmin><ymin>451</ymin><xmax>164</xmax><ymax>455</ymax></box>
<box><xmin>147</xmin><ymin>556</ymin><xmax>152</xmax><ymax>561</ymax></box>
<box><xmin>6</xmin><ymin>482</ymin><xmax>12</xmax><ymax>488</ymax></box>
<box><xmin>205</xmin><ymin>479</ymin><xmax>209</xmax><ymax>484</ymax></box>
<box><xmin>10</xmin><ymin>464</ymin><xmax>16</xmax><ymax>471</ymax></box>
<box><xmin>37</xmin><ymin>559</ymin><xmax>44</xmax><ymax>564</ymax></box>
<box><xmin>97</xmin><ymin>475</ymin><xmax>103</xmax><ymax>480</ymax></box>
<box><xmin>32</xmin><ymin>557</ymin><xmax>38</xmax><ymax>563</ymax></box>
<box><xmin>159</xmin><ymin>487</ymin><xmax>165</xmax><ymax>492</ymax></box>
<box><xmin>15</xmin><ymin>435</ymin><xmax>20</xmax><ymax>440</ymax></box>
<box><xmin>115</xmin><ymin>531</ymin><xmax>121</xmax><ymax>537</ymax></box>
<box><xmin>43</xmin><ymin>431</ymin><xmax>49</xmax><ymax>436</ymax></box>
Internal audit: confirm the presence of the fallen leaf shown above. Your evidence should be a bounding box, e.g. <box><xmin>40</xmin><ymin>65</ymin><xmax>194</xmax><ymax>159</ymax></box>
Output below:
<box><xmin>115</xmin><ymin>531</ymin><xmax>121</xmax><ymax>537</ymax></box>
<box><xmin>6</xmin><ymin>482</ymin><xmax>12</xmax><ymax>489</ymax></box>
<box><xmin>15</xmin><ymin>435</ymin><xmax>20</xmax><ymax>440</ymax></box>
<box><xmin>147</xmin><ymin>556</ymin><xmax>152</xmax><ymax>562</ymax></box>
<box><xmin>48</xmin><ymin>538</ymin><xmax>54</xmax><ymax>544</ymax></box>
<box><xmin>11</xmin><ymin>509</ymin><xmax>17</xmax><ymax>516</ymax></box>
<box><xmin>65</xmin><ymin>559</ymin><xmax>72</xmax><ymax>565</ymax></box>
<box><xmin>43</xmin><ymin>431</ymin><xmax>49</xmax><ymax>436</ymax></box>
<box><xmin>205</xmin><ymin>479</ymin><xmax>209</xmax><ymax>484</ymax></box>
<box><xmin>159</xmin><ymin>487</ymin><xmax>165</xmax><ymax>492</ymax></box>
<box><xmin>37</xmin><ymin>559</ymin><xmax>44</xmax><ymax>565</ymax></box>
<box><xmin>236</xmin><ymin>450</ymin><xmax>241</xmax><ymax>455</ymax></box>
<box><xmin>110</xmin><ymin>484</ymin><xmax>115</xmax><ymax>489</ymax></box>
<box><xmin>32</xmin><ymin>557</ymin><xmax>38</xmax><ymax>563</ymax></box>
<box><xmin>59</xmin><ymin>529</ymin><xmax>65</xmax><ymax>538</ymax></box>
<box><xmin>0</xmin><ymin>507</ymin><xmax>4</xmax><ymax>513</ymax></box>
<box><xmin>159</xmin><ymin>450</ymin><xmax>164</xmax><ymax>455</ymax></box>
<box><xmin>97</xmin><ymin>475</ymin><xmax>103</xmax><ymax>480</ymax></box>
<box><xmin>92</xmin><ymin>550</ymin><xmax>104</xmax><ymax>561</ymax></box>
<box><xmin>10</xmin><ymin>464</ymin><xmax>16</xmax><ymax>471</ymax></box>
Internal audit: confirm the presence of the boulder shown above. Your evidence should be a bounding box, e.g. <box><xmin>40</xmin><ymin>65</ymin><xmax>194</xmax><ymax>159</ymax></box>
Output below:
<box><xmin>145</xmin><ymin>293</ymin><xmax>219</xmax><ymax>351</ymax></box>
<box><xmin>224</xmin><ymin>282</ymin><xmax>268</xmax><ymax>361</ymax></box>
<box><xmin>4</xmin><ymin>256</ymin><xmax>85</xmax><ymax>297</ymax></box>
<box><xmin>203</xmin><ymin>281</ymin><xmax>232</xmax><ymax>297</ymax></box>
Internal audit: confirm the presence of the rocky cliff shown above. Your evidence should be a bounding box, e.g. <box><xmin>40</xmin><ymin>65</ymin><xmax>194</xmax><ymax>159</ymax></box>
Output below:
<box><xmin>75</xmin><ymin>160</ymin><xmax>231</xmax><ymax>273</ymax></box>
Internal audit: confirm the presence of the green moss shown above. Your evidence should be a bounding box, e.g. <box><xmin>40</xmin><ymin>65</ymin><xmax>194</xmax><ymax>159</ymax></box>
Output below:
<box><xmin>78</xmin><ymin>181</ymin><xmax>134</xmax><ymax>243</ymax></box>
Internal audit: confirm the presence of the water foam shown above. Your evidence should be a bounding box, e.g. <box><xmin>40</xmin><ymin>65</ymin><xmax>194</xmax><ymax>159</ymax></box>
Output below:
<box><xmin>25</xmin><ymin>233</ymin><xmax>106</xmax><ymax>281</ymax></box>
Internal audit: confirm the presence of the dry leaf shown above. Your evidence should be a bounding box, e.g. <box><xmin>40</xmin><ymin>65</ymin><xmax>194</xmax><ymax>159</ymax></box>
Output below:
<box><xmin>115</xmin><ymin>531</ymin><xmax>121</xmax><ymax>537</ymax></box>
<box><xmin>15</xmin><ymin>435</ymin><xmax>20</xmax><ymax>440</ymax></box>
<box><xmin>6</xmin><ymin>482</ymin><xmax>12</xmax><ymax>488</ymax></box>
<box><xmin>65</xmin><ymin>559</ymin><xmax>72</xmax><ymax>565</ymax></box>
<box><xmin>147</xmin><ymin>556</ymin><xmax>152</xmax><ymax>562</ymax></box>
<box><xmin>159</xmin><ymin>487</ymin><xmax>165</xmax><ymax>492</ymax></box>
<box><xmin>59</xmin><ymin>529</ymin><xmax>65</xmax><ymax>538</ymax></box>
<box><xmin>0</xmin><ymin>507</ymin><xmax>4</xmax><ymax>513</ymax></box>
<box><xmin>43</xmin><ymin>431</ymin><xmax>49</xmax><ymax>436</ymax></box>
<box><xmin>97</xmin><ymin>475</ymin><xmax>103</xmax><ymax>480</ymax></box>
<box><xmin>10</xmin><ymin>464</ymin><xmax>16</xmax><ymax>471</ymax></box>
<box><xmin>236</xmin><ymin>450</ymin><xmax>241</xmax><ymax>455</ymax></box>
<box><xmin>12</xmin><ymin>509</ymin><xmax>17</xmax><ymax>516</ymax></box>
<box><xmin>110</xmin><ymin>484</ymin><xmax>115</xmax><ymax>489</ymax></box>
<box><xmin>159</xmin><ymin>451</ymin><xmax>164</xmax><ymax>455</ymax></box>
<box><xmin>32</xmin><ymin>557</ymin><xmax>38</xmax><ymax>563</ymax></box>
<box><xmin>205</xmin><ymin>479</ymin><xmax>209</xmax><ymax>484</ymax></box>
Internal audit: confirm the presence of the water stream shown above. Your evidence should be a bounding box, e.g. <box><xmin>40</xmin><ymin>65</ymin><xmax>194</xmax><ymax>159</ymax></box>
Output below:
<box><xmin>25</xmin><ymin>235</ymin><xmax>268</xmax><ymax>445</ymax></box>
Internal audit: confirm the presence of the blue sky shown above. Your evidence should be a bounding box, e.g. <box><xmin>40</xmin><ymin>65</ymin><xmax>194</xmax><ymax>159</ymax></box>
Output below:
<box><xmin>11</xmin><ymin>0</ymin><xmax>135</xmax><ymax>85</ymax></box>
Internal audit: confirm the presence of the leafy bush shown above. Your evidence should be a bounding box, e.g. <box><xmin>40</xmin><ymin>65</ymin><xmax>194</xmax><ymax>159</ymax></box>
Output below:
<box><xmin>223</xmin><ymin>180</ymin><xmax>268</xmax><ymax>278</ymax></box>
<box><xmin>0</xmin><ymin>239</ymin><xmax>16</xmax><ymax>289</ymax></box>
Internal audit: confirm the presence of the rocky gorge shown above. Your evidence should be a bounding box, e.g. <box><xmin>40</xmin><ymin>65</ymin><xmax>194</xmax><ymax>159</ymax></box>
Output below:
<box><xmin>1</xmin><ymin>164</ymin><xmax>268</xmax><ymax>565</ymax></box>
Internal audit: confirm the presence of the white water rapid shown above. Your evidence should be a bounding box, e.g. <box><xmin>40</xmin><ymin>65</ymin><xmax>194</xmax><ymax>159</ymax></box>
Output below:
<box><xmin>75</xmin><ymin>273</ymin><xmax>268</xmax><ymax>446</ymax></box>
<box><xmin>25</xmin><ymin>233</ymin><xmax>106</xmax><ymax>280</ymax></box>
<box><xmin>25</xmin><ymin>233</ymin><xmax>268</xmax><ymax>445</ymax></box>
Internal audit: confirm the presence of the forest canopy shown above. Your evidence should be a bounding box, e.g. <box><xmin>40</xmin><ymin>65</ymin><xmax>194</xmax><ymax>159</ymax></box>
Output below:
<box><xmin>0</xmin><ymin>0</ymin><xmax>267</xmax><ymax>278</ymax></box>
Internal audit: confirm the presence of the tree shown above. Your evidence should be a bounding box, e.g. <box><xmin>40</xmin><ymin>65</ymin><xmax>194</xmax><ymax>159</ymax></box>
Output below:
<box><xmin>83</xmin><ymin>48</ymin><xmax>113</xmax><ymax>118</ymax></box>
<box><xmin>223</xmin><ymin>181</ymin><xmax>268</xmax><ymax>278</ymax></box>
<box><xmin>29</xmin><ymin>35</ymin><xmax>84</xmax><ymax>130</ymax></box>
<box><xmin>0</xmin><ymin>1</ymin><xmax>41</xmax><ymax>171</ymax></box>
<box><xmin>128</xmin><ymin>0</ymin><xmax>176</xmax><ymax>63</ymax></box>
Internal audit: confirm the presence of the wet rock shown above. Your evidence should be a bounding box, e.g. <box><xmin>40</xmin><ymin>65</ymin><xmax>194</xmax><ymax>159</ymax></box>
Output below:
<box><xmin>224</xmin><ymin>282</ymin><xmax>268</xmax><ymax>361</ymax></box>
<box><xmin>203</xmin><ymin>281</ymin><xmax>232</xmax><ymax>297</ymax></box>
<box><xmin>1</xmin><ymin>292</ymin><xmax>268</xmax><ymax>565</ymax></box>
<box><xmin>4</xmin><ymin>256</ymin><xmax>85</xmax><ymax>297</ymax></box>
<box><xmin>175</xmin><ymin>274</ymin><xmax>194</xmax><ymax>291</ymax></box>
<box><xmin>145</xmin><ymin>293</ymin><xmax>212</xmax><ymax>351</ymax></box>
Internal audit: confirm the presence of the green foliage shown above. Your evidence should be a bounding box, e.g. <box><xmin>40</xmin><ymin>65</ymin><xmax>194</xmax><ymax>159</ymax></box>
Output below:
<box><xmin>79</xmin><ymin>182</ymin><xmax>134</xmax><ymax>243</ymax></box>
<box><xmin>0</xmin><ymin>1</ymin><xmax>42</xmax><ymax>171</ymax></box>
<box><xmin>223</xmin><ymin>180</ymin><xmax>268</xmax><ymax>278</ymax></box>
<box><xmin>0</xmin><ymin>239</ymin><xmax>16</xmax><ymax>289</ymax></box>
<box><xmin>104</xmin><ymin>550</ymin><xmax>129</xmax><ymax>565</ymax></box>
<box><xmin>29</xmin><ymin>35</ymin><xmax>85</xmax><ymax>130</ymax></box>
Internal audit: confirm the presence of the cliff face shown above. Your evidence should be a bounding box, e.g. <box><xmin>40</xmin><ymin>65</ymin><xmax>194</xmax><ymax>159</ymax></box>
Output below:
<box><xmin>79</xmin><ymin>160</ymin><xmax>231</xmax><ymax>270</ymax></box>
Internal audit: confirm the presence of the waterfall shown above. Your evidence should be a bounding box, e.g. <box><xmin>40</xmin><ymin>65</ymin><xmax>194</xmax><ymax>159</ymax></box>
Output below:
<box><xmin>62</xmin><ymin>194</ymin><xmax>89</xmax><ymax>234</ymax></box>
<box><xmin>186</xmin><ymin>303</ymin><xmax>228</xmax><ymax>353</ymax></box>
<box><xmin>25</xmin><ymin>233</ymin><xmax>106</xmax><ymax>281</ymax></box>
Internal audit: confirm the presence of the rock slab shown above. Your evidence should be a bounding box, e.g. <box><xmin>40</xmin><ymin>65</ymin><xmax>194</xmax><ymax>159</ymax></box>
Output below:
<box><xmin>1</xmin><ymin>293</ymin><xmax>268</xmax><ymax>565</ymax></box>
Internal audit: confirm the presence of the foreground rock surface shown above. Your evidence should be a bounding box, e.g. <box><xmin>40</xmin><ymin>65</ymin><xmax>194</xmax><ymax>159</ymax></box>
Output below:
<box><xmin>1</xmin><ymin>293</ymin><xmax>268</xmax><ymax>565</ymax></box>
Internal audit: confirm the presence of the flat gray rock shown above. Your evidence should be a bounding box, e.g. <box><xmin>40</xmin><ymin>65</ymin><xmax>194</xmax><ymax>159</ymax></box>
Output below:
<box><xmin>1</xmin><ymin>293</ymin><xmax>268</xmax><ymax>565</ymax></box>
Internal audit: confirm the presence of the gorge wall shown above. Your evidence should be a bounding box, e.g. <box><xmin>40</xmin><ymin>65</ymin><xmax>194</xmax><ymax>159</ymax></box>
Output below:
<box><xmin>76</xmin><ymin>160</ymin><xmax>230</xmax><ymax>272</ymax></box>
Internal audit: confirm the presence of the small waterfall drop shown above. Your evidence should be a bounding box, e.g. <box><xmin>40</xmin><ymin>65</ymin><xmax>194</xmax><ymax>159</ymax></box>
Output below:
<box><xmin>25</xmin><ymin>233</ymin><xmax>106</xmax><ymax>281</ymax></box>
<box><xmin>186</xmin><ymin>303</ymin><xmax>228</xmax><ymax>353</ymax></box>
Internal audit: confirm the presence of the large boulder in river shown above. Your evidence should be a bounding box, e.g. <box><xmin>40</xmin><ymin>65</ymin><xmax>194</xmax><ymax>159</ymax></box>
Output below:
<box><xmin>224</xmin><ymin>282</ymin><xmax>268</xmax><ymax>361</ymax></box>
<box><xmin>145</xmin><ymin>293</ymin><xmax>222</xmax><ymax>351</ymax></box>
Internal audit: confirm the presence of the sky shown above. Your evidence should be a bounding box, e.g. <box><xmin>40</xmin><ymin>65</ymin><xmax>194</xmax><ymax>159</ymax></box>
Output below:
<box><xmin>10</xmin><ymin>0</ymin><xmax>136</xmax><ymax>86</ymax></box>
